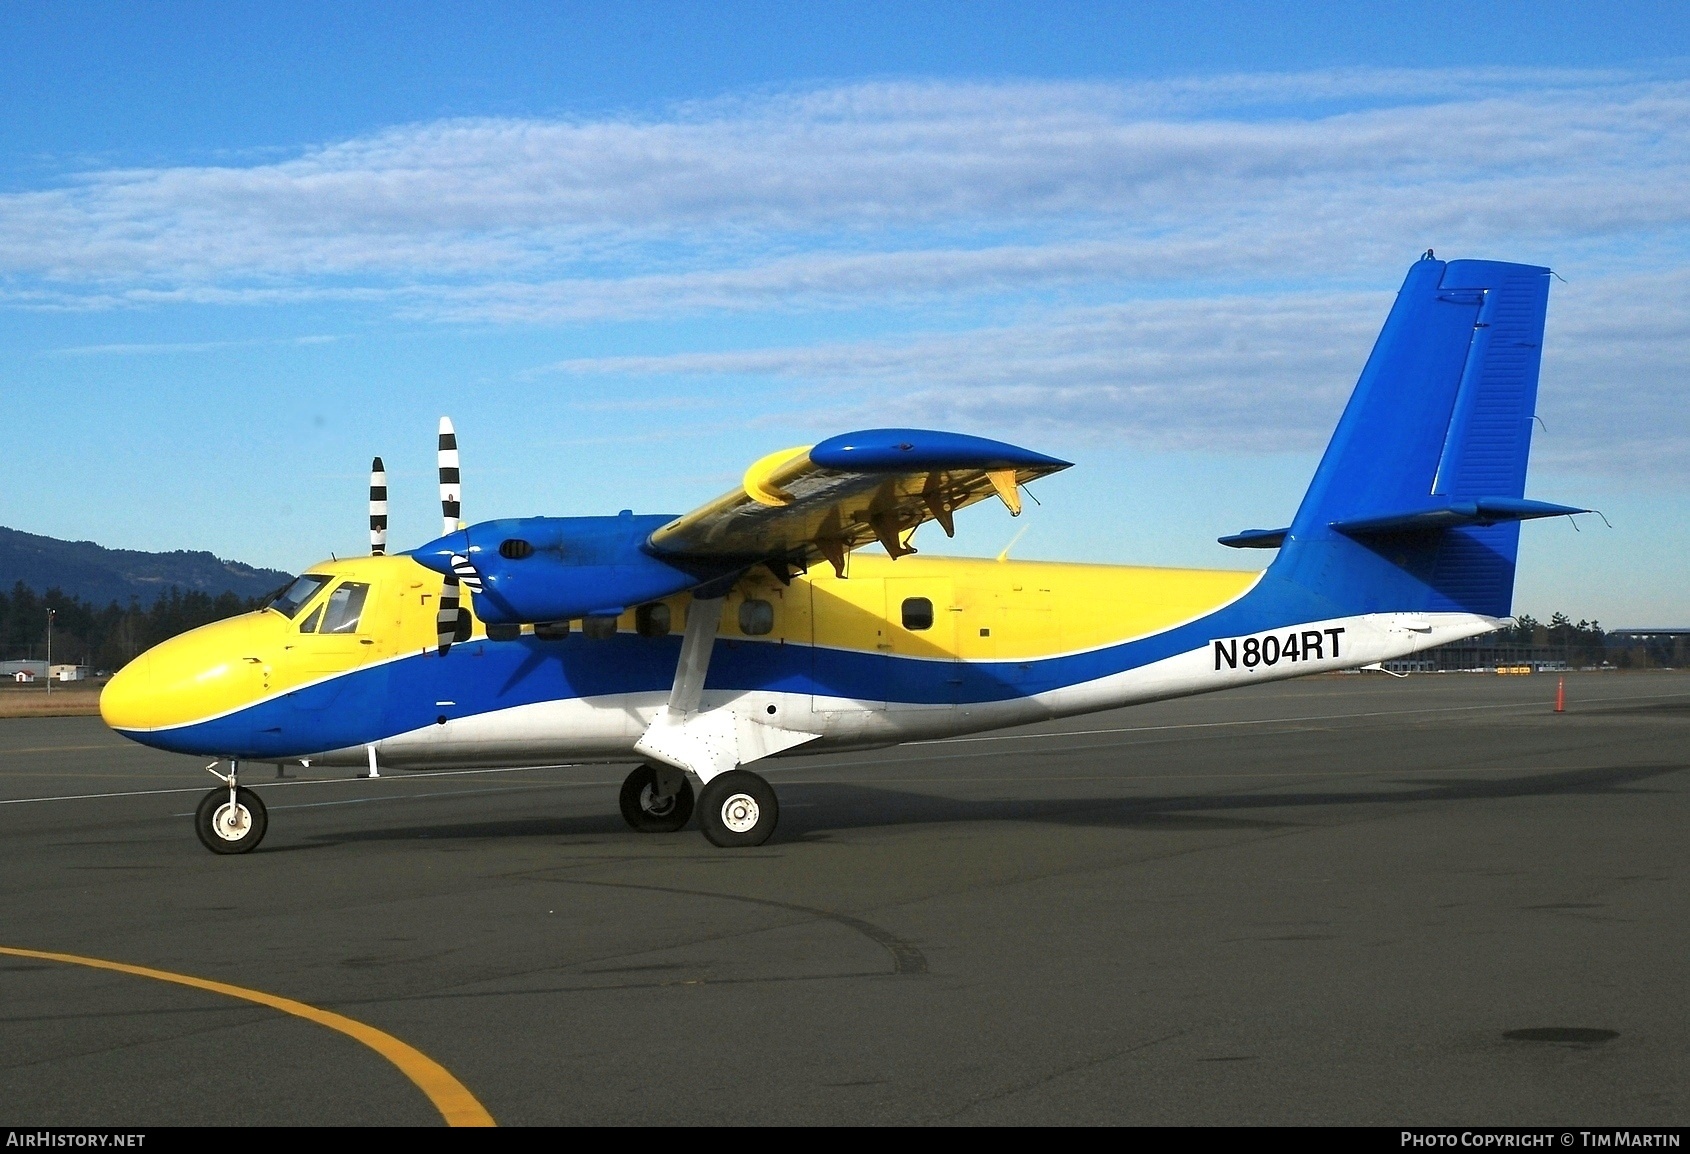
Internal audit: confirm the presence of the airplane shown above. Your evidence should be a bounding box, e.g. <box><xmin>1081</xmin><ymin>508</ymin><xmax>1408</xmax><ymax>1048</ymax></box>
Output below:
<box><xmin>99</xmin><ymin>254</ymin><xmax>1588</xmax><ymax>854</ymax></box>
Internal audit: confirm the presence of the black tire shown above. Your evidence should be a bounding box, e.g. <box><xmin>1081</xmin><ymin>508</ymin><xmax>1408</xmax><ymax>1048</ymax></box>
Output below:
<box><xmin>194</xmin><ymin>786</ymin><xmax>268</xmax><ymax>854</ymax></box>
<box><xmin>696</xmin><ymin>770</ymin><xmax>778</xmax><ymax>848</ymax></box>
<box><xmin>618</xmin><ymin>765</ymin><xmax>695</xmax><ymax>833</ymax></box>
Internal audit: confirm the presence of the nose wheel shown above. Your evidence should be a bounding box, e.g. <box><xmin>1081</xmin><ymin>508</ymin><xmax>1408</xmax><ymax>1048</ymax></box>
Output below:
<box><xmin>697</xmin><ymin>770</ymin><xmax>779</xmax><ymax>847</ymax></box>
<box><xmin>618</xmin><ymin>764</ymin><xmax>696</xmax><ymax>833</ymax></box>
<box><xmin>195</xmin><ymin>786</ymin><xmax>268</xmax><ymax>853</ymax></box>
<box><xmin>194</xmin><ymin>760</ymin><xmax>268</xmax><ymax>854</ymax></box>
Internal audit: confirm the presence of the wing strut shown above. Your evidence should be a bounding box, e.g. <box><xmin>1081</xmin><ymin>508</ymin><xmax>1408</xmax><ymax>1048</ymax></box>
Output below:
<box><xmin>633</xmin><ymin>596</ymin><xmax>819</xmax><ymax>783</ymax></box>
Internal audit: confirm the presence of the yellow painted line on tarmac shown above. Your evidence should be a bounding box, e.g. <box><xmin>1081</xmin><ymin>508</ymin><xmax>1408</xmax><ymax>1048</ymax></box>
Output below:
<box><xmin>0</xmin><ymin>945</ymin><xmax>495</xmax><ymax>1127</ymax></box>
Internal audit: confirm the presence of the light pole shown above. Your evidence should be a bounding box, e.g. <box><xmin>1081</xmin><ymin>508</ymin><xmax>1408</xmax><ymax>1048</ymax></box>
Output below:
<box><xmin>45</xmin><ymin>609</ymin><xmax>55</xmax><ymax>697</ymax></box>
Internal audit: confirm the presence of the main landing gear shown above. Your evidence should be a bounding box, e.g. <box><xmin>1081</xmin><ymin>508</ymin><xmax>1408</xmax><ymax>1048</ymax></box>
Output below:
<box><xmin>618</xmin><ymin>764</ymin><xmax>695</xmax><ymax>833</ymax></box>
<box><xmin>194</xmin><ymin>760</ymin><xmax>268</xmax><ymax>854</ymax></box>
<box><xmin>616</xmin><ymin>764</ymin><xmax>780</xmax><ymax>847</ymax></box>
<box><xmin>697</xmin><ymin>770</ymin><xmax>779</xmax><ymax>848</ymax></box>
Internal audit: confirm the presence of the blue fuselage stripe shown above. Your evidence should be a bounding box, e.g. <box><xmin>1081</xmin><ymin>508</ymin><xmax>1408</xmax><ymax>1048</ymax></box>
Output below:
<box><xmin>133</xmin><ymin>575</ymin><xmax>1337</xmax><ymax>758</ymax></box>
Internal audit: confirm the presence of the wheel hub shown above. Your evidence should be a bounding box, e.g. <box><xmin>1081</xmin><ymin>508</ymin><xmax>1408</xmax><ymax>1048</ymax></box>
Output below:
<box><xmin>640</xmin><ymin>785</ymin><xmax>676</xmax><ymax>817</ymax></box>
<box><xmin>719</xmin><ymin>793</ymin><xmax>760</xmax><ymax>833</ymax></box>
<box><xmin>212</xmin><ymin>802</ymin><xmax>251</xmax><ymax>841</ymax></box>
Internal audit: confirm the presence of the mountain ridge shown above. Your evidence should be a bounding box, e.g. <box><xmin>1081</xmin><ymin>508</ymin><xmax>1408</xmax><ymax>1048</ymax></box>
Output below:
<box><xmin>0</xmin><ymin>526</ymin><xmax>293</xmax><ymax>608</ymax></box>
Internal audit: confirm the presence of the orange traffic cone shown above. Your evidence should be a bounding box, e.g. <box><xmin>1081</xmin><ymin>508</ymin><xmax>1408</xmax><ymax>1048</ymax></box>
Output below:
<box><xmin>1554</xmin><ymin>677</ymin><xmax>1566</xmax><ymax>714</ymax></box>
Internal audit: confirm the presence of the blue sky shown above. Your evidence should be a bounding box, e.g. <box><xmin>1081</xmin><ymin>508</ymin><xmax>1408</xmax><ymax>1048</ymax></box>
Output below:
<box><xmin>2</xmin><ymin>2</ymin><xmax>1686</xmax><ymax>624</ymax></box>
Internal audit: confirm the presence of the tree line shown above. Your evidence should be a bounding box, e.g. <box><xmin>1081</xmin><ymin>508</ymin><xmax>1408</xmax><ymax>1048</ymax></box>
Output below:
<box><xmin>0</xmin><ymin>582</ymin><xmax>274</xmax><ymax>672</ymax></box>
<box><xmin>1504</xmin><ymin>613</ymin><xmax>1609</xmax><ymax>666</ymax></box>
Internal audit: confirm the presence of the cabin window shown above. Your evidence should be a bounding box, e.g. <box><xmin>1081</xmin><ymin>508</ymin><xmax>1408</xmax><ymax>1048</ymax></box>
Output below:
<box><xmin>582</xmin><ymin>615</ymin><xmax>618</xmax><ymax>640</ymax></box>
<box><xmin>269</xmin><ymin>574</ymin><xmax>331</xmax><ymax>619</ymax></box>
<box><xmin>298</xmin><ymin>605</ymin><xmax>324</xmax><ymax>634</ymax></box>
<box><xmin>739</xmin><ymin>599</ymin><xmax>774</xmax><ymax>636</ymax></box>
<box><xmin>636</xmin><ymin>603</ymin><xmax>671</xmax><ymax>637</ymax></box>
<box><xmin>498</xmin><ymin>539</ymin><xmax>533</xmax><ymax>560</ymax></box>
<box><xmin>486</xmin><ymin>623</ymin><xmax>521</xmax><ymax>641</ymax></box>
<box><xmin>534</xmin><ymin>620</ymin><xmax>570</xmax><ymax>641</ymax></box>
<box><xmin>901</xmin><ymin>597</ymin><xmax>934</xmax><ymax>631</ymax></box>
<box><xmin>319</xmin><ymin>582</ymin><xmax>370</xmax><ymax>634</ymax></box>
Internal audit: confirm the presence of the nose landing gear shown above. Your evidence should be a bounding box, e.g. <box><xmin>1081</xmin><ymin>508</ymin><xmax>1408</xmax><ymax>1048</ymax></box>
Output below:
<box><xmin>194</xmin><ymin>760</ymin><xmax>268</xmax><ymax>854</ymax></box>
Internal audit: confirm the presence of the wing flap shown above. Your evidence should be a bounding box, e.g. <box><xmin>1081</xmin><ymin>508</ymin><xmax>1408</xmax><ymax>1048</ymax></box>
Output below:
<box><xmin>648</xmin><ymin>428</ymin><xmax>1070</xmax><ymax>572</ymax></box>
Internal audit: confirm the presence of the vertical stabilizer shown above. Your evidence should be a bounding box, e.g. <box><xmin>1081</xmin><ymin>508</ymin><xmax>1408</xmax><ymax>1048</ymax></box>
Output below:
<box><xmin>1269</xmin><ymin>256</ymin><xmax>1555</xmax><ymax>619</ymax></box>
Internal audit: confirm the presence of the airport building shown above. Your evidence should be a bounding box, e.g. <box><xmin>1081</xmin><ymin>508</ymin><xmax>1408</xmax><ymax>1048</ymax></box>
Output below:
<box><xmin>0</xmin><ymin>659</ymin><xmax>49</xmax><ymax>679</ymax></box>
<box><xmin>1400</xmin><ymin>627</ymin><xmax>1687</xmax><ymax>673</ymax></box>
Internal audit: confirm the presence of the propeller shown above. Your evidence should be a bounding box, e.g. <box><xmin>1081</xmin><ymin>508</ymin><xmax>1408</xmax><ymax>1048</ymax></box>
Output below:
<box><xmin>369</xmin><ymin>457</ymin><xmax>387</xmax><ymax>556</ymax></box>
<box><xmin>435</xmin><ymin>417</ymin><xmax>482</xmax><ymax>656</ymax></box>
<box><xmin>438</xmin><ymin>417</ymin><xmax>461</xmax><ymax>537</ymax></box>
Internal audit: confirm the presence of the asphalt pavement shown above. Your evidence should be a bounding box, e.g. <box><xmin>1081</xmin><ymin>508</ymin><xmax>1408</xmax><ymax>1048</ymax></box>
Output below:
<box><xmin>1</xmin><ymin>671</ymin><xmax>1686</xmax><ymax>1126</ymax></box>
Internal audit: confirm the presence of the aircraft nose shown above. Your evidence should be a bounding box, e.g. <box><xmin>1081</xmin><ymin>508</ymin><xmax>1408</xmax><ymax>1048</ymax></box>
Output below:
<box><xmin>100</xmin><ymin>653</ymin><xmax>155</xmax><ymax>732</ymax></box>
<box><xmin>99</xmin><ymin>612</ymin><xmax>280</xmax><ymax>743</ymax></box>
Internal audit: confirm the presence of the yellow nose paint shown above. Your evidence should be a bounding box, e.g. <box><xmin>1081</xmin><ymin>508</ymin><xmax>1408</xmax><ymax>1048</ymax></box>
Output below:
<box><xmin>101</xmin><ymin>611</ymin><xmax>284</xmax><ymax>731</ymax></box>
<box><xmin>102</xmin><ymin>556</ymin><xmax>459</xmax><ymax>734</ymax></box>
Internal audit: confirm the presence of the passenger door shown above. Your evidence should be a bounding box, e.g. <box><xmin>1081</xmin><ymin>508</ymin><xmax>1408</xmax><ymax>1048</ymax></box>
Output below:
<box><xmin>807</xmin><ymin>576</ymin><xmax>887</xmax><ymax>713</ymax></box>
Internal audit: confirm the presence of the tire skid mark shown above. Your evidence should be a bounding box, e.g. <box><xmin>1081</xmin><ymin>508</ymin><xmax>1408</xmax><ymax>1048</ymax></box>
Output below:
<box><xmin>553</xmin><ymin>878</ymin><xmax>929</xmax><ymax>976</ymax></box>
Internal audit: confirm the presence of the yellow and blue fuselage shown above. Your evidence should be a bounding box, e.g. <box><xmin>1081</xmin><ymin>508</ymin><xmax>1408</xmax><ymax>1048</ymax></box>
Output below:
<box><xmin>100</xmin><ymin>552</ymin><xmax>1492</xmax><ymax>770</ymax></box>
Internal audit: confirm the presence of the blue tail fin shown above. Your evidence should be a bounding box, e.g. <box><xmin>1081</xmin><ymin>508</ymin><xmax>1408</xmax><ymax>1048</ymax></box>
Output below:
<box><xmin>1249</xmin><ymin>255</ymin><xmax>1582</xmax><ymax>619</ymax></box>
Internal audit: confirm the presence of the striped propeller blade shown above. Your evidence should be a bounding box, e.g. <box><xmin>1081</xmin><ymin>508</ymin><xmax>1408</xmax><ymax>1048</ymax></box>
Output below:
<box><xmin>438</xmin><ymin>416</ymin><xmax>461</xmax><ymax>537</ymax></box>
<box><xmin>450</xmin><ymin>553</ymin><xmax>484</xmax><ymax>593</ymax></box>
<box><xmin>436</xmin><ymin>575</ymin><xmax>461</xmax><ymax>656</ymax></box>
<box><xmin>369</xmin><ymin>457</ymin><xmax>388</xmax><ymax>556</ymax></box>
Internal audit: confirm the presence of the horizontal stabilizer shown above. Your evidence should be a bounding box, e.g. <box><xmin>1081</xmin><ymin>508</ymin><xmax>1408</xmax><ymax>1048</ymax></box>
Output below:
<box><xmin>1332</xmin><ymin>497</ymin><xmax>1587</xmax><ymax>538</ymax></box>
<box><xmin>1218</xmin><ymin>527</ymin><xmax>1288</xmax><ymax>550</ymax></box>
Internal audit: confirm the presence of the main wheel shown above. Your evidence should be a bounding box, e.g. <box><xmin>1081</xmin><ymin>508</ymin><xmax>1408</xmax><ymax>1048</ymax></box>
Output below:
<box><xmin>619</xmin><ymin>765</ymin><xmax>695</xmax><ymax>833</ymax></box>
<box><xmin>696</xmin><ymin>770</ymin><xmax>778</xmax><ymax>848</ymax></box>
<box><xmin>194</xmin><ymin>786</ymin><xmax>268</xmax><ymax>854</ymax></box>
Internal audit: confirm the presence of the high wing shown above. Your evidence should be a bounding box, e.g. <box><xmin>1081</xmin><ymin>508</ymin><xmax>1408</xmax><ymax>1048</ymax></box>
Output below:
<box><xmin>409</xmin><ymin>426</ymin><xmax>1071</xmax><ymax>626</ymax></box>
<box><xmin>647</xmin><ymin>428</ymin><xmax>1072</xmax><ymax>577</ymax></box>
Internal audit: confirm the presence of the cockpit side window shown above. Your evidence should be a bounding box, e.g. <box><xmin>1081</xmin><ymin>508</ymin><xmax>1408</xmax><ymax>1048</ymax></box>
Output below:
<box><xmin>269</xmin><ymin>574</ymin><xmax>331</xmax><ymax>619</ymax></box>
<box><xmin>299</xmin><ymin>604</ymin><xmax>325</xmax><ymax>633</ymax></box>
<box><xmin>319</xmin><ymin>582</ymin><xmax>371</xmax><ymax>634</ymax></box>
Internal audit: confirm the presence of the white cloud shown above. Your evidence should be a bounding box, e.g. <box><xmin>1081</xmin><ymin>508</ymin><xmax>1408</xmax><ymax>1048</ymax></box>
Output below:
<box><xmin>1</xmin><ymin>68</ymin><xmax>1685</xmax><ymax>478</ymax></box>
<box><xmin>539</xmin><ymin>270</ymin><xmax>1690</xmax><ymax>476</ymax></box>
<box><xmin>1</xmin><ymin>69</ymin><xmax>1686</xmax><ymax>298</ymax></box>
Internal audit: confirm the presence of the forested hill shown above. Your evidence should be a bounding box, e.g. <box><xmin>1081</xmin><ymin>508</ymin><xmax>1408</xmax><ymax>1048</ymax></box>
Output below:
<box><xmin>0</xmin><ymin>526</ymin><xmax>292</xmax><ymax>608</ymax></box>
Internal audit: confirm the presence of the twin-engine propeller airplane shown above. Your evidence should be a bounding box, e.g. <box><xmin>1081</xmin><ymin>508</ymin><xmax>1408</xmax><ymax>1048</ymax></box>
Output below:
<box><xmin>101</xmin><ymin>255</ymin><xmax>1588</xmax><ymax>853</ymax></box>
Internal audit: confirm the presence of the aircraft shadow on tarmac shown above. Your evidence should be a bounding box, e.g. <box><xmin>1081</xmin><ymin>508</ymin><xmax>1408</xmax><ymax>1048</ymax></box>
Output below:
<box><xmin>306</xmin><ymin>760</ymin><xmax>1686</xmax><ymax>848</ymax></box>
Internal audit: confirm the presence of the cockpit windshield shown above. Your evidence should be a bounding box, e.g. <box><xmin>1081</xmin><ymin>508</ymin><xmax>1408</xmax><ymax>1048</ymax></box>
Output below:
<box><xmin>268</xmin><ymin>574</ymin><xmax>331</xmax><ymax>619</ymax></box>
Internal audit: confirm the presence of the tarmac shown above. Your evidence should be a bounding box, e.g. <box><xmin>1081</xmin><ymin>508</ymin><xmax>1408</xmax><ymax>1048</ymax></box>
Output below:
<box><xmin>1</xmin><ymin>671</ymin><xmax>1686</xmax><ymax>1126</ymax></box>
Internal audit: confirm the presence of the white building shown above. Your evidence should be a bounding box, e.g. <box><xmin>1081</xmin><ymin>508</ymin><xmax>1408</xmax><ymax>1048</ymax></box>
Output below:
<box><xmin>12</xmin><ymin>670</ymin><xmax>36</xmax><ymax>683</ymax></box>
<box><xmin>52</xmin><ymin>665</ymin><xmax>89</xmax><ymax>682</ymax></box>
